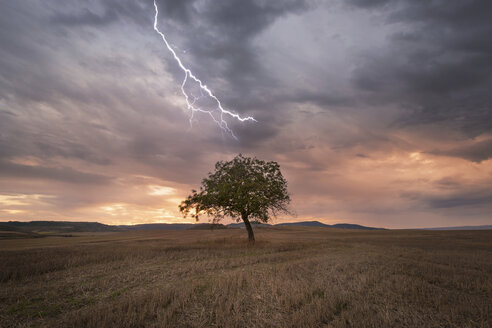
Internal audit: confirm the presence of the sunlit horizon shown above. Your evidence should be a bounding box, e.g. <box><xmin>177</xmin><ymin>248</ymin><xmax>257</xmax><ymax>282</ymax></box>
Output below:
<box><xmin>1</xmin><ymin>1</ymin><xmax>491</xmax><ymax>229</ymax></box>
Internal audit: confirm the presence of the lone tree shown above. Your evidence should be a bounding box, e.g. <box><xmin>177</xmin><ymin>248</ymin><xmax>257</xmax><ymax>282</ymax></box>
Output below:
<box><xmin>179</xmin><ymin>154</ymin><xmax>290</xmax><ymax>243</ymax></box>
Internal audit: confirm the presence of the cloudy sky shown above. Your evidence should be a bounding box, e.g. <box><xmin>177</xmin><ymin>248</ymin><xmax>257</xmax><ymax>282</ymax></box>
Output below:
<box><xmin>1</xmin><ymin>0</ymin><xmax>491</xmax><ymax>228</ymax></box>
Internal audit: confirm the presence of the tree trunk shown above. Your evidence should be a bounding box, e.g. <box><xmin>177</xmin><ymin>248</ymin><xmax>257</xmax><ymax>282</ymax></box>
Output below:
<box><xmin>242</xmin><ymin>213</ymin><xmax>255</xmax><ymax>244</ymax></box>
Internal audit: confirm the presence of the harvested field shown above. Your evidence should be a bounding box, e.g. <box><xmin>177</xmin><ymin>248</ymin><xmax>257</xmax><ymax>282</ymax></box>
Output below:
<box><xmin>0</xmin><ymin>227</ymin><xmax>491</xmax><ymax>327</ymax></box>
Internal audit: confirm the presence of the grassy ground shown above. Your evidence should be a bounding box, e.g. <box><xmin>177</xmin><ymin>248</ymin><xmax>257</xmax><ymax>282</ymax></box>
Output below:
<box><xmin>0</xmin><ymin>227</ymin><xmax>490</xmax><ymax>327</ymax></box>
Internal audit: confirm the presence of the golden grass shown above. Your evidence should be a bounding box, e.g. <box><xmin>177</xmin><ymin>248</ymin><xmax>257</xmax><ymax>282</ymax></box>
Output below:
<box><xmin>0</xmin><ymin>227</ymin><xmax>490</xmax><ymax>327</ymax></box>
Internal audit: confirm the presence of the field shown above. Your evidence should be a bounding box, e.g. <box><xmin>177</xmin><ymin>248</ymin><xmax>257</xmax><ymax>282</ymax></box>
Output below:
<box><xmin>0</xmin><ymin>227</ymin><xmax>491</xmax><ymax>327</ymax></box>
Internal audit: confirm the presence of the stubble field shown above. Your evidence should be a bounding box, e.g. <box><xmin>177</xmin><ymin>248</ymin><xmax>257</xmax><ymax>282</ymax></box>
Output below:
<box><xmin>0</xmin><ymin>227</ymin><xmax>491</xmax><ymax>327</ymax></box>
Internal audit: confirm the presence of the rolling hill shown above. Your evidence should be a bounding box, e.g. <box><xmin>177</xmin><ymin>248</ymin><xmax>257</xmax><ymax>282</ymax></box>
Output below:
<box><xmin>0</xmin><ymin>221</ymin><xmax>120</xmax><ymax>233</ymax></box>
<box><xmin>0</xmin><ymin>220</ymin><xmax>384</xmax><ymax>234</ymax></box>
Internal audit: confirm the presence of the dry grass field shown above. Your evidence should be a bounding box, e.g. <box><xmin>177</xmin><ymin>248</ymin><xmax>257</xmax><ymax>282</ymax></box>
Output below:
<box><xmin>0</xmin><ymin>227</ymin><xmax>491</xmax><ymax>327</ymax></box>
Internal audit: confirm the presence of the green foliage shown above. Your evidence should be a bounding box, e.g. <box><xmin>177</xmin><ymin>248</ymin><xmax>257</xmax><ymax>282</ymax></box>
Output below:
<box><xmin>179</xmin><ymin>154</ymin><xmax>291</xmax><ymax>224</ymax></box>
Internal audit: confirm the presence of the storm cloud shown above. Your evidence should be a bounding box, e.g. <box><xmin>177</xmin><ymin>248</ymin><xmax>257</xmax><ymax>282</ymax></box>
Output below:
<box><xmin>0</xmin><ymin>0</ymin><xmax>491</xmax><ymax>227</ymax></box>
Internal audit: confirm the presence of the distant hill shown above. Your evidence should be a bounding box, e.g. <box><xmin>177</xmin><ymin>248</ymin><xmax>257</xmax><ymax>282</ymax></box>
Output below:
<box><xmin>227</xmin><ymin>222</ymin><xmax>272</xmax><ymax>228</ymax></box>
<box><xmin>277</xmin><ymin>221</ymin><xmax>383</xmax><ymax>230</ymax></box>
<box><xmin>3</xmin><ymin>221</ymin><xmax>490</xmax><ymax>233</ymax></box>
<box><xmin>118</xmin><ymin>223</ymin><xmax>194</xmax><ymax>231</ymax></box>
<box><xmin>332</xmin><ymin>223</ymin><xmax>382</xmax><ymax>230</ymax></box>
<box><xmin>0</xmin><ymin>224</ymin><xmax>43</xmax><ymax>239</ymax></box>
<box><xmin>276</xmin><ymin>221</ymin><xmax>329</xmax><ymax>228</ymax></box>
<box><xmin>0</xmin><ymin>220</ymin><xmax>384</xmax><ymax>234</ymax></box>
<box><xmin>230</xmin><ymin>220</ymin><xmax>383</xmax><ymax>230</ymax></box>
<box><xmin>423</xmin><ymin>225</ymin><xmax>492</xmax><ymax>231</ymax></box>
<box><xmin>0</xmin><ymin>221</ymin><xmax>120</xmax><ymax>233</ymax></box>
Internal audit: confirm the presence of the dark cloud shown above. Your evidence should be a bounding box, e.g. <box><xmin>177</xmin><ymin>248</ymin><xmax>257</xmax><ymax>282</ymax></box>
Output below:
<box><xmin>434</xmin><ymin>177</ymin><xmax>463</xmax><ymax>190</ymax></box>
<box><xmin>153</xmin><ymin>0</ymin><xmax>312</xmax><ymax>117</ymax></box>
<box><xmin>429</xmin><ymin>139</ymin><xmax>492</xmax><ymax>163</ymax></box>
<box><xmin>154</xmin><ymin>0</ymin><xmax>196</xmax><ymax>24</ymax></box>
<box><xmin>0</xmin><ymin>111</ymin><xmax>111</xmax><ymax>166</ymax></box>
<box><xmin>427</xmin><ymin>188</ymin><xmax>492</xmax><ymax>209</ymax></box>
<box><xmin>203</xmin><ymin>0</ymin><xmax>309</xmax><ymax>39</ymax></box>
<box><xmin>51</xmin><ymin>8</ymin><xmax>118</xmax><ymax>26</ymax></box>
<box><xmin>34</xmin><ymin>141</ymin><xmax>111</xmax><ymax>166</ymax></box>
<box><xmin>0</xmin><ymin>0</ymin><xmax>491</xmax><ymax>226</ymax></box>
<box><xmin>400</xmin><ymin>176</ymin><xmax>492</xmax><ymax>211</ymax></box>
<box><xmin>347</xmin><ymin>0</ymin><xmax>390</xmax><ymax>9</ymax></box>
<box><xmin>49</xmin><ymin>1</ymin><xmax>152</xmax><ymax>27</ymax></box>
<box><xmin>350</xmin><ymin>0</ymin><xmax>492</xmax><ymax>137</ymax></box>
<box><xmin>0</xmin><ymin>161</ymin><xmax>112</xmax><ymax>184</ymax></box>
<box><xmin>45</xmin><ymin>0</ymin><xmax>312</xmax><ymax>146</ymax></box>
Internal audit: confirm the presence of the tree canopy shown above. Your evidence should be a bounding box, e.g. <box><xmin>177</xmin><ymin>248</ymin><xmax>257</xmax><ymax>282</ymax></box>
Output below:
<box><xmin>179</xmin><ymin>154</ymin><xmax>290</xmax><ymax>242</ymax></box>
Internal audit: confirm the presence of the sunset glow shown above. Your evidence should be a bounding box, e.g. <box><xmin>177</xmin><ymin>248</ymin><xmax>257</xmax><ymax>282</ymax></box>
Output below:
<box><xmin>0</xmin><ymin>1</ymin><xmax>491</xmax><ymax>228</ymax></box>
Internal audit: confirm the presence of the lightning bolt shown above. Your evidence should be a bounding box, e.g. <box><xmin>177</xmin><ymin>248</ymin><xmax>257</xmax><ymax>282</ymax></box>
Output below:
<box><xmin>153</xmin><ymin>0</ymin><xmax>256</xmax><ymax>139</ymax></box>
